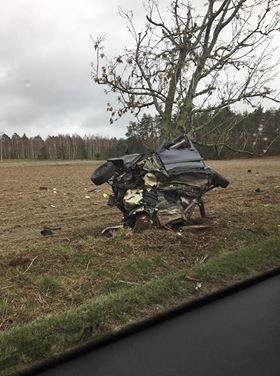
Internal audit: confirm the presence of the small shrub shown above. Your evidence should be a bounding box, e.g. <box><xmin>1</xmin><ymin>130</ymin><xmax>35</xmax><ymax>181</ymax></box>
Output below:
<box><xmin>0</xmin><ymin>298</ymin><xmax>9</xmax><ymax>316</ymax></box>
<box><xmin>128</xmin><ymin>257</ymin><xmax>152</xmax><ymax>278</ymax></box>
<box><xmin>36</xmin><ymin>276</ymin><xmax>61</xmax><ymax>294</ymax></box>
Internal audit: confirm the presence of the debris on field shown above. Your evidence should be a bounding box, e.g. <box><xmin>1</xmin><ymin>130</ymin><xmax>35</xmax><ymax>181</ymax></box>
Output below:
<box><xmin>101</xmin><ymin>224</ymin><xmax>125</xmax><ymax>237</ymax></box>
<box><xmin>185</xmin><ymin>275</ymin><xmax>201</xmax><ymax>283</ymax></box>
<box><xmin>247</xmin><ymin>169</ymin><xmax>252</xmax><ymax>173</ymax></box>
<box><xmin>180</xmin><ymin>224</ymin><xmax>211</xmax><ymax>232</ymax></box>
<box><xmin>50</xmin><ymin>205</ymin><xmax>56</xmax><ymax>208</ymax></box>
<box><xmin>91</xmin><ymin>135</ymin><xmax>229</xmax><ymax>231</ymax></box>
<box><xmin>23</xmin><ymin>256</ymin><xmax>38</xmax><ymax>274</ymax></box>
<box><xmin>195</xmin><ymin>282</ymin><xmax>202</xmax><ymax>290</ymax></box>
<box><xmin>85</xmin><ymin>195</ymin><xmax>90</xmax><ymax>199</ymax></box>
<box><xmin>39</xmin><ymin>186</ymin><xmax>48</xmax><ymax>190</ymax></box>
<box><xmin>87</xmin><ymin>187</ymin><xmax>100</xmax><ymax>193</ymax></box>
<box><xmin>255</xmin><ymin>188</ymin><xmax>261</xmax><ymax>193</ymax></box>
<box><xmin>40</xmin><ymin>226</ymin><xmax>61</xmax><ymax>236</ymax></box>
<box><xmin>199</xmin><ymin>255</ymin><xmax>209</xmax><ymax>264</ymax></box>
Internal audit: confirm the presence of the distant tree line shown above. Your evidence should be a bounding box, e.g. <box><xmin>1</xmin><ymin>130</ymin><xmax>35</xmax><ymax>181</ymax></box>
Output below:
<box><xmin>0</xmin><ymin>107</ymin><xmax>279</xmax><ymax>161</ymax></box>
<box><xmin>124</xmin><ymin>107</ymin><xmax>280</xmax><ymax>159</ymax></box>
<box><xmin>0</xmin><ymin>134</ymin><xmax>118</xmax><ymax>160</ymax></box>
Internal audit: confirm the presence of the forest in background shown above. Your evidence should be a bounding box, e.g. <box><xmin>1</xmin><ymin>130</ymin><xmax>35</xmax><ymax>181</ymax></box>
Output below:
<box><xmin>0</xmin><ymin>107</ymin><xmax>279</xmax><ymax>160</ymax></box>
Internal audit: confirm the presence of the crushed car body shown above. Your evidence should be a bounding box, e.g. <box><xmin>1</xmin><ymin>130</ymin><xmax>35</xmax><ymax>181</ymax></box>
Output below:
<box><xmin>91</xmin><ymin>135</ymin><xmax>229</xmax><ymax>230</ymax></box>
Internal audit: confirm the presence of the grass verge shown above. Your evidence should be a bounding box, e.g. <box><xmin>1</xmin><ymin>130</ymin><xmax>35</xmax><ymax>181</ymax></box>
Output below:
<box><xmin>0</xmin><ymin>237</ymin><xmax>279</xmax><ymax>376</ymax></box>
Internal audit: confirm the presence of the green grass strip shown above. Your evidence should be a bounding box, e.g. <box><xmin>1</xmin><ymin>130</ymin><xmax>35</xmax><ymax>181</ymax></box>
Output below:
<box><xmin>193</xmin><ymin>237</ymin><xmax>280</xmax><ymax>281</ymax></box>
<box><xmin>0</xmin><ymin>237</ymin><xmax>279</xmax><ymax>375</ymax></box>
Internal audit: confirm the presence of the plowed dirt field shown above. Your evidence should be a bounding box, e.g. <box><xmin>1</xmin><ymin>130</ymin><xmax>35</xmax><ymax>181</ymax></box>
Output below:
<box><xmin>1</xmin><ymin>158</ymin><xmax>279</xmax><ymax>256</ymax></box>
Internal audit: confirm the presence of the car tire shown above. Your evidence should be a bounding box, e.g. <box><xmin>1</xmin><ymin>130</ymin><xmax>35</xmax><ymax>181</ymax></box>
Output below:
<box><xmin>91</xmin><ymin>162</ymin><xmax>116</xmax><ymax>185</ymax></box>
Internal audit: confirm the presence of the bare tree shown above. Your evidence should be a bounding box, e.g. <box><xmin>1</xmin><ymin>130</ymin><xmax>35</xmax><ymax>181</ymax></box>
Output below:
<box><xmin>91</xmin><ymin>0</ymin><xmax>280</xmax><ymax>141</ymax></box>
<box><xmin>0</xmin><ymin>132</ymin><xmax>4</xmax><ymax>162</ymax></box>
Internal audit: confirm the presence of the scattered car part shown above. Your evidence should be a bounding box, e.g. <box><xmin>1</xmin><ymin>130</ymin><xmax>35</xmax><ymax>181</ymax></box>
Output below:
<box><xmin>41</xmin><ymin>226</ymin><xmax>61</xmax><ymax>236</ymax></box>
<box><xmin>101</xmin><ymin>224</ymin><xmax>126</xmax><ymax>237</ymax></box>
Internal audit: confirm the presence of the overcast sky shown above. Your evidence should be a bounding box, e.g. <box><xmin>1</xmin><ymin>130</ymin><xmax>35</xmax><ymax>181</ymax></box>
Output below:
<box><xmin>0</xmin><ymin>0</ymin><xmax>279</xmax><ymax>139</ymax></box>
<box><xmin>0</xmin><ymin>0</ymin><xmax>150</xmax><ymax>138</ymax></box>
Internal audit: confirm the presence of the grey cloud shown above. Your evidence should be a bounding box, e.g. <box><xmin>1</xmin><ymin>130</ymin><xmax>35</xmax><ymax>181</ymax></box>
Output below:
<box><xmin>0</xmin><ymin>0</ymin><xmax>148</xmax><ymax>138</ymax></box>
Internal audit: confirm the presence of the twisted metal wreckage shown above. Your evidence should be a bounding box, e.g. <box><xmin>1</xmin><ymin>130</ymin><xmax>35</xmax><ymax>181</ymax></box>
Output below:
<box><xmin>91</xmin><ymin>136</ymin><xmax>229</xmax><ymax>232</ymax></box>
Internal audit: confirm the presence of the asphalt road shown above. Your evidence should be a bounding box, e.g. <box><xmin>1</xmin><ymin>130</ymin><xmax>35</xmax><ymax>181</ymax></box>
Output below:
<box><xmin>39</xmin><ymin>274</ymin><xmax>280</xmax><ymax>376</ymax></box>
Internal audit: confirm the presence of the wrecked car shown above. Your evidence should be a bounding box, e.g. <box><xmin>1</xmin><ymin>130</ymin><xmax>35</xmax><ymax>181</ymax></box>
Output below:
<box><xmin>91</xmin><ymin>135</ymin><xmax>229</xmax><ymax>230</ymax></box>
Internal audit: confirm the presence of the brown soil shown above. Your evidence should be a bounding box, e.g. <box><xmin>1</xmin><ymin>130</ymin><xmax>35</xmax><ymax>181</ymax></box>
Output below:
<box><xmin>1</xmin><ymin>157</ymin><xmax>279</xmax><ymax>256</ymax></box>
<box><xmin>0</xmin><ymin>161</ymin><xmax>121</xmax><ymax>256</ymax></box>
